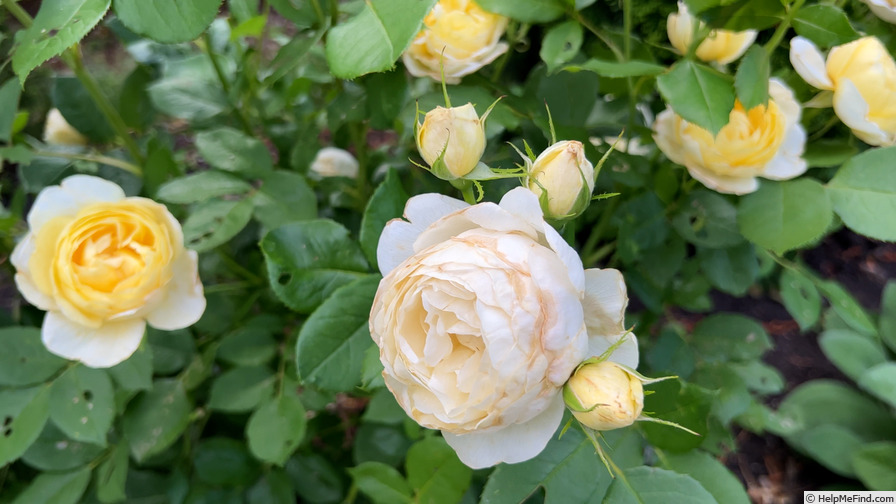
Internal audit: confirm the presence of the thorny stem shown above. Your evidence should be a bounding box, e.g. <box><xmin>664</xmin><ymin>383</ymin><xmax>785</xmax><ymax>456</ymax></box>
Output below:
<box><xmin>2</xmin><ymin>0</ymin><xmax>31</xmax><ymax>27</ymax></box>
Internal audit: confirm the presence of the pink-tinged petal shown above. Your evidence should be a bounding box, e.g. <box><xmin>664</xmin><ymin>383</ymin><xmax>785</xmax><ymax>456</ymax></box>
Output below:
<box><xmin>377</xmin><ymin>194</ymin><xmax>469</xmax><ymax>275</ymax></box>
<box><xmin>583</xmin><ymin>269</ymin><xmax>628</xmax><ymax>339</ymax></box>
<box><xmin>442</xmin><ymin>394</ymin><xmax>564</xmax><ymax>469</ymax></box>
<box><xmin>687</xmin><ymin>165</ymin><xmax>760</xmax><ymax>195</ymax></box>
<box><xmin>789</xmin><ymin>37</ymin><xmax>834</xmax><ymax>90</ymax></box>
<box><xmin>833</xmin><ymin>79</ymin><xmax>894</xmax><ymax>146</ymax></box>
<box><xmin>146</xmin><ymin>251</ymin><xmax>206</xmax><ymax>331</ymax></box>
<box><xmin>42</xmin><ymin>312</ymin><xmax>146</xmax><ymax>368</ymax></box>
<box><xmin>588</xmin><ymin>332</ymin><xmax>639</xmax><ymax>369</ymax></box>
<box><xmin>28</xmin><ymin>175</ymin><xmax>126</xmax><ymax>230</ymax></box>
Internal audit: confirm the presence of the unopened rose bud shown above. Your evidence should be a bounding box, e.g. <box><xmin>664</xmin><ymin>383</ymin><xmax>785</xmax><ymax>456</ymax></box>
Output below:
<box><xmin>310</xmin><ymin>147</ymin><xmax>359</xmax><ymax>178</ymax></box>
<box><xmin>416</xmin><ymin>103</ymin><xmax>486</xmax><ymax>179</ymax></box>
<box><xmin>526</xmin><ymin>140</ymin><xmax>594</xmax><ymax>220</ymax></box>
<box><xmin>43</xmin><ymin>108</ymin><xmax>88</xmax><ymax>146</ymax></box>
<box><xmin>563</xmin><ymin>360</ymin><xmax>643</xmax><ymax>431</ymax></box>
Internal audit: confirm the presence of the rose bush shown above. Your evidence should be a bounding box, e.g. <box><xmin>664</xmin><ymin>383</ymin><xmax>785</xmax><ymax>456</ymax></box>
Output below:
<box><xmin>369</xmin><ymin>187</ymin><xmax>637</xmax><ymax>468</ymax></box>
<box><xmin>653</xmin><ymin>78</ymin><xmax>807</xmax><ymax>194</ymax></box>
<box><xmin>402</xmin><ymin>0</ymin><xmax>508</xmax><ymax>84</ymax></box>
<box><xmin>11</xmin><ymin>175</ymin><xmax>205</xmax><ymax>367</ymax></box>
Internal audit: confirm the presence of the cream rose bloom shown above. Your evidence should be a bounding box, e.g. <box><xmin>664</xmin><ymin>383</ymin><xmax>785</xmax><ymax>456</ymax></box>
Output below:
<box><xmin>667</xmin><ymin>1</ymin><xmax>757</xmax><ymax>65</ymax></box>
<box><xmin>12</xmin><ymin>175</ymin><xmax>206</xmax><ymax>368</ymax></box>
<box><xmin>860</xmin><ymin>0</ymin><xmax>896</xmax><ymax>23</ymax></box>
<box><xmin>402</xmin><ymin>0</ymin><xmax>508</xmax><ymax>84</ymax></box>
<box><xmin>790</xmin><ymin>36</ymin><xmax>896</xmax><ymax>146</ymax></box>
<box><xmin>369</xmin><ymin>187</ymin><xmax>637</xmax><ymax>468</ymax></box>
<box><xmin>309</xmin><ymin>147</ymin><xmax>359</xmax><ymax>178</ymax></box>
<box><xmin>653</xmin><ymin>78</ymin><xmax>807</xmax><ymax>194</ymax></box>
<box><xmin>43</xmin><ymin>109</ymin><xmax>88</xmax><ymax>146</ymax></box>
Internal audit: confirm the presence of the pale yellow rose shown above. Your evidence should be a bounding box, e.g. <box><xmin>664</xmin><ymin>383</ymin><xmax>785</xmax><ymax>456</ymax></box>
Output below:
<box><xmin>860</xmin><ymin>0</ymin><xmax>896</xmax><ymax>23</ymax></box>
<box><xmin>43</xmin><ymin>108</ymin><xmax>88</xmax><ymax>146</ymax></box>
<box><xmin>653</xmin><ymin>78</ymin><xmax>807</xmax><ymax>194</ymax></box>
<box><xmin>790</xmin><ymin>36</ymin><xmax>896</xmax><ymax>146</ymax></box>
<box><xmin>416</xmin><ymin>103</ymin><xmax>486</xmax><ymax>179</ymax></box>
<box><xmin>12</xmin><ymin>175</ymin><xmax>206</xmax><ymax>368</ymax></box>
<box><xmin>563</xmin><ymin>360</ymin><xmax>644</xmax><ymax>431</ymax></box>
<box><xmin>370</xmin><ymin>187</ymin><xmax>638</xmax><ymax>468</ymax></box>
<box><xmin>667</xmin><ymin>1</ymin><xmax>757</xmax><ymax>65</ymax></box>
<box><xmin>309</xmin><ymin>147</ymin><xmax>359</xmax><ymax>178</ymax></box>
<box><xmin>402</xmin><ymin>0</ymin><xmax>508</xmax><ymax>84</ymax></box>
<box><xmin>526</xmin><ymin>140</ymin><xmax>595</xmax><ymax>220</ymax></box>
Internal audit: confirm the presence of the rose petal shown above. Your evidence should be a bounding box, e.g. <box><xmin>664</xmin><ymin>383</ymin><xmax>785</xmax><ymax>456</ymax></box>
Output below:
<box><xmin>789</xmin><ymin>37</ymin><xmax>834</xmax><ymax>90</ymax></box>
<box><xmin>589</xmin><ymin>332</ymin><xmax>639</xmax><ymax>369</ymax></box>
<box><xmin>146</xmin><ymin>250</ymin><xmax>206</xmax><ymax>331</ymax></box>
<box><xmin>833</xmin><ymin>78</ymin><xmax>894</xmax><ymax>146</ymax></box>
<box><xmin>42</xmin><ymin>312</ymin><xmax>146</xmax><ymax>368</ymax></box>
<box><xmin>28</xmin><ymin>175</ymin><xmax>126</xmax><ymax>230</ymax></box>
<box><xmin>442</xmin><ymin>394</ymin><xmax>565</xmax><ymax>468</ymax></box>
<box><xmin>583</xmin><ymin>268</ymin><xmax>628</xmax><ymax>339</ymax></box>
<box><xmin>687</xmin><ymin>164</ymin><xmax>760</xmax><ymax>195</ymax></box>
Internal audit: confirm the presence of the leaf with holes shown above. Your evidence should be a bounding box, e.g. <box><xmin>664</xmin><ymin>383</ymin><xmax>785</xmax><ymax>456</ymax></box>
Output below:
<box><xmin>0</xmin><ymin>327</ymin><xmax>67</xmax><ymax>387</ymax></box>
<box><xmin>246</xmin><ymin>384</ymin><xmax>307</xmax><ymax>466</ymax></box>
<box><xmin>182</xmin><ymin>198</ymin><xmax>255</xmax><ymax>253</ymax></box>
<box><xmin>49</xmin><ymin>366</ymin><xmax>115</xmax><ymax>446</ymax></box>
<box><xmin>122</xmin><ymin>379</ymin><xmax>192</xmax><ymax>462</ymax></box>
<box><xmin>0</xmin><ymin>385</ymin><xmax>51</xmax><ymax>466</ymax></box>
<box><xmin>22</xmin><ymin>423</ymin><xmax>104</xmax><ymax>472</ymax></box>
<box><xmin>113</xmin><ymin>0</ymin><xmax>224</xmax><ymax>43</ymax></box>
<box><xmin>11</xmin><ymin>0</ymin><xmax>112</xmax><ymax>84</ymax></box>
<box><xmin>262</xmin><ymin>219</ymin><xmax>369</xmax><ymax>314</ymax></box>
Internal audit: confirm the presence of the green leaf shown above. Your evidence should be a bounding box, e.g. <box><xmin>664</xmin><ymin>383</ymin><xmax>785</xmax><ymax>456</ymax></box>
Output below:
<box><xmin>122</xmin><ymin>379</ymin><xmax>192</xmax><ymax>462</ymax></box>
<box><xmin>107</xmin><ymin>342</ymin><xmax>153</xmax><ymax>392</ymax></box>
<box><xmin>691</xmin><ymin>313</ymin><xmax>771</xmax><ymax>363</ymax></box>
<box><xmin>828</xmin><ymin>146</ymin><xmax>896</xmax><ymax>241</ymax></box>
<box><xmin>700</xmin><ymin>0</ymin><xmax>785</xmax><ymax>31</ymax></box>
<box><xmin>0</xmin><ymin>326</ymin><xmax>67</xmax><ymax>387</ymax></box>
<box><xmin>858</xmin><ymin>363</ymin><xmax>896</xmax><ymax>409</ymax></box>
<box><xmin>194</xmin><ymin>437</ymin><xmax>261</xmax><ymax>487</ymax></box>
<box><xmin>540</xmin><ymin>21</ymin><xmax>584</xmax><ymax>73</ymax></box>
<box><xmin>52</xmin><ymin>76</ymin><xmax>115</xmax><ymax>143</ymax></box>
<box><xmin>852</xmin><ymin>442</ymin><xmax>896</xmax><ymax>491</ymax></box>
<box><xmin>779</xmin><ymin>268</ymin><xmax>822</xmax><ymax>331</ymax></box>
<box><xmin>325</xmin><ymin>0</ymin><xmax>437</xmax><ymax>79</ymax></box>
<box><xmin>0</xmin><ymin>79</ymin><xmax>23</xmax><ymax>142</ymax></box>
<box><xmin>217</xmin><ymin>316</ymin><xmax>280</xmax><ymax>367</ymax></box>
<box><xmin>208</xmin><ymin>365</ymin><xmax>276</xmax><ymax>413</ymax></box>
<box><xmin>11</xmin><ymin>0</ymin><xmax>112</xmax><ymax>84</ymax></box>
<box><xmin>729</xmin><ymin>361</ymin><xmax>785</xmax><ymax>395</ymax></box>
<box><xmin>641</xmin><ymin>380</ymin><xmax>713</xmax><ymax>452</ymax></box>
<box><xmin>697</xmin><ymin>243</ymin><xmax>758</xmax><ymax>296</ymax></box>
<box><xmin>797</xmin><ymin>424</ymin><xmax>863</xmax><ymax>477</ymax></box>
<box><xmin>365</xmin><ymin>69</ymin><xmax>410</xmax><ymax>130</ymax></box>
<box><xmin>286</xmin><ymin>454</ymin><xmax>345</xmax><ymax>504</ymax></box>
<box><xmin>481</xmin><ymin>428</ymin><xmax>642</xmax><ymax>504</ymax></box>
<box><xmin>734</xmin><ymin>46</ymin><xmax>769</xmax><ymax>110</ymax></box>
<box><xmin>49</xmin><ymin>366</ymin><xmax>115</xmax><ymax>446</ymax></box>
<box><xmin>815</xmin><ymin>280</ymin><xmax>877</xmax><ymax>336</ymax></box>
<box><xmin>819</xmin><ymin>329</ymin><xmax>886</xmax><ymax>382</ymax></box>
<box><xmin>10</xmin><ymin>467</ymin><xmax>92</xmax><ymax>504</ymax></box>
<box><xmin>147</xmin><ymin>75</ymin><xmax>228</xmax><ymax>121</ymax></box>
<box><xmin>157</xmin><ymin>171</ymin><xmax>253</xmax><ymax>204</ymax></box>
<box><xmin>182</xmin><ymin>198</ymin><xmax>255</xmax><ymax>252</ymax></box>
<box><xmin>475</xmin><ymin>0</ymin><xmax>565</xmax><ymax>22</ymax></box>
<box><xmin>353</xmin><ymin>423</ymin><xmax>412</xmax><ymax>467</ymax></box>
<box><xmin>738</xmin><ymin>179</ymin><xmax>833</xmax><ymax>254</ymax></box>
<box><xmin>21</xmin><ymin>423</ymin><xmax>103</xmax><ymax>471</ymax></box>
<box><xmin>360</xmin><ymin>168</ymin><xmax>409</xmax><ymax>269</ymax></box>
<box><xmin>657</xmin><ymin>60</ymin><xmax>735</xmax><ymax>135</ymax></box>
<box><xmin>95</xmin><ymin>442</ymin><xmax>129</xmax><ymax>503</ymax></box>
<box><xmin>296</xmin><ymin>276</ymin><xmax>379</xmax><ymax>391</ymax></box>
<box><xmin>113</xmin><ymin>0</ymin><xmax>224</xmax><ymax>43</ymax></box>
<box><xmin>196</xmin><ymin>127</ymin><xmax>274</xmax><ymax>175</ymax></box>
<box><xmin>246</xmin><ymin>386</ymin><xmax>307</xmax><ymax>466</ymax></box>
<box><xmin>0</xmin><ymin>385</ymin><xmax>51</xmax><ymax>465</ymax></box>
<box><xmin>252</xmin><ymin>170</ymin><xmax>318</xmax><ymax>229</ymax></box>
<box><xmin>792</xmin><ymin>5</ymin><xmax>860</xmax><ymax>49</ymax></box>
<box><xmin>881</xmin><ymin>281</ymin><xmax>896</xmax><ymax>353</ymax></box>
<box><xmin>671</xmin><ymin>190</ymin><xmax>743</xmax><ymax>249</ymax></box>
<box><xmin>261</xmin><ymin>219</ymin><xmax>369</xmax><ymax>314</ymax></box>
<box><xmin>604</xmin><ymin>466</ymin><xmax>716</xmax><ymax>504</ymax></box>
<box><xmin>119</xmin><ymin>65</ymin><xmax>157</xmax><ymax>131</ymax></box>
<box><xmin>269</xmin><ymin>0</ymin><xmax>318</xmax><ymax>28</ymax></box>
<box><xmin>566</xmin><ymin>59</ymin><xmax>665</xmax><ymax>78</ymax></box>
<box><xmin>406</xmin><ymin>438</ymin><xmax>472</xmax><ymax>504</ymax></box>
<box><xmin>803</xmin><ymin>139</ymin><xmax>857</xmax><ymax>168</ymax></box>
<box><xmin>349</xmin><ymin>462</ymin><xmax>413</xmax><ymax>504</ymax></box>
<box><xmin>147</xmin><ymin>328</ymin><xmax>195</xmax><ymax>375</ymax></box>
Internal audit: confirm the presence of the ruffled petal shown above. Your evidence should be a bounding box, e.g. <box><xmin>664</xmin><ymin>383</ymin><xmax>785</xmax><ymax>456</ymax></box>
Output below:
<box><xmin>42</xmin><ymin>312</ymin><xmax>146</xmax><ymax>368</ymax></box>
<box><xmin>789</xmin><ymin>37</ymin><xmax>834</xmax><ymax>90</ymax></box>
<box><xmin>146</xmin><ymin>250</ymin><xmax>206</xmax><ymax>331</ymax></box>
<box><xmin>442</xmin><ymin>393</ymin><xmax>564</xmax><ymax>468</ymax></box>
<box><xmin>28</xmin><ymin>175</ymin><xmax>126</xmax><ymax>230</ymax></box>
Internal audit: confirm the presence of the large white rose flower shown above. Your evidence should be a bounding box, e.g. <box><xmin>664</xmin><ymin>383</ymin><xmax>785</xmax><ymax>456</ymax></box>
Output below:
<box><xmin>790</xmin><ymin>35</ymin><xmax>896</xmax><ymax>146</ymax></box>
<box><xmin>369</xmin><ymin>187</ymin><xmax>637</xmax><ymax>468</ymax></box>
<box><xmin>653</xmin><ymin>78</ymin><xmax>807</xmax><ymax>195</ymax></box>
<box><xmin>12</xmin><ymin>175</ymin><xmax>206</xmax><ymax>368</ymax></box>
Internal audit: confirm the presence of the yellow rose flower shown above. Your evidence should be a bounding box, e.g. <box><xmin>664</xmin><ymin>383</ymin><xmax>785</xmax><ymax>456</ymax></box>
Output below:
<box><xmin>860</xmin><ymin>0</ymin><xmax>896</xmax><ymax>24</ymax></box>
<box><xmin>416</xmin><ymin>103</ymin><xmax>486</xmax><ymax>179</ymax></box>
<box><xmin>790</xmin><ymin>36</ymin><xmax>896</xmax><ymax>146</ymax></box>
<box><xmin>43</xmin><ymin>108</ymin><xmax>88</xmax><ymax>146</ymax></box>
<box><xmin>563</xmin><ymin>360</ymin><xmax>644</xmax><ymax>431</ymax></box>
<box><xmin>653</xmin><ymin>78</ymin><xmax>807</xmax><ymax>194</ymax></box>
<box><xmin>667</xmin><ymin>1</ymin><xmax>757</xmax><ymax>65</ymax></box>
<box><xmin>12</xmin><ymin>175</ymin><xmax>206</xmax><ymax>368</ymax></box>
<box><xmin>526</xmin><ymin>140</ymin><xmax>595</xmax><ymax>220</ymax></box>
<box><xmin>370</xmin><ymin>187</ymin><xmax>637</xmax><ymax>468</ymax></box>
<box><xmin>402</xmin><ymin>0</ymin><xmax>508</xmax><ymax>84</ymax></box>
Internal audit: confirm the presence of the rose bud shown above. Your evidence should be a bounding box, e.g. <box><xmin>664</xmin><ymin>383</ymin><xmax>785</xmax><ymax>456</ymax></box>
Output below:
<box><xmin>416</xmin><ymin>103</ymin><xmax>486</xmax><ymax>179</ymax></box>
<box><xmin>526</xmin><ymin>140</ymin><xmax>595</xmax><ymax>220</ymax></box>
<box><xmin>563</xmin><ymin>360</ymin><xmax>644</xmax><ymax>431</ymax></box>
